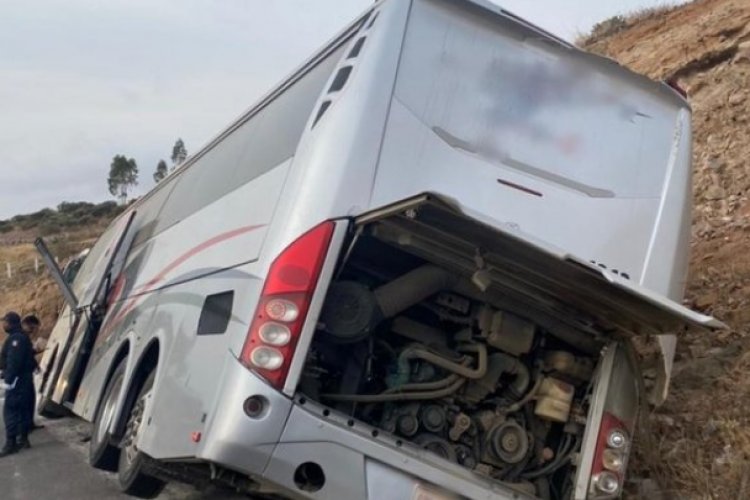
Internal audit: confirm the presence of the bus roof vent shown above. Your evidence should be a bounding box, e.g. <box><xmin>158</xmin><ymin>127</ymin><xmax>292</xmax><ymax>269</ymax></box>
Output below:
<box><xmin>312</xmin><ymin>14</ymin><xmax>372</xmax><ymax>130</ymax></box>
<box><xmin>329</xmin><ymin>66</ymin><xmax>353</xmax><ymax>93</ymax></box>
<box><xmin>312</xmin><ymin>100</ymin><xmax>332</xmax><ymax>128</ymax></box>
<box><xmin>347</xmin><ymin>37</ymin><xmax>366</xmax><ymax>59</ymax></box>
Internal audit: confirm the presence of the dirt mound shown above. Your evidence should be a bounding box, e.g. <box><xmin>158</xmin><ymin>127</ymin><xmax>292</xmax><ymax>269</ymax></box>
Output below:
<box><xmin>581</xmin><ymin>1</ymin><xmax>750</xmax><ymax>497</ymax></box>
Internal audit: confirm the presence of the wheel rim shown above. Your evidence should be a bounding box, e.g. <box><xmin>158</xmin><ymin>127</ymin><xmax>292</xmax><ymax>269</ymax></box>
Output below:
<box><xmin>121</xmin><ymin>392</ymin><xmax>146</xmax><ymax>468</ymax></box>
<box><xmin>95</xmin><ymin>372</ymin><xmax>123</xmax><ymax>446</ymax></box>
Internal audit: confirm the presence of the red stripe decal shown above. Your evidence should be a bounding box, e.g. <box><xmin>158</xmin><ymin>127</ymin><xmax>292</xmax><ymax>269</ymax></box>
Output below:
<box><xmin>98</xmin><ymin>224</ymin><xmax>265</xmax><ymax>341</ymax></box>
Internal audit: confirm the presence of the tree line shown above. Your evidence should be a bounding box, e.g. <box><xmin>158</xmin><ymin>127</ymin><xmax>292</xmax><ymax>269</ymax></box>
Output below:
<box><xmin>107</xmin><ymin>138</ymin><xmax>188</xmax><ymax>204</ymax></box>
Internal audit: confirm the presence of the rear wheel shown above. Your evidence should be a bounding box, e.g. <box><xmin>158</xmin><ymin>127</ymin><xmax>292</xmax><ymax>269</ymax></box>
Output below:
<box><xmin>89</xmin><ymin>362</ymin><xmax>125</xmax><ymax>471</ymax></box>
<box><xmin>117</xmin><ymin>370</ymin><xmax>165</xmax><ymax>498</ymax></box>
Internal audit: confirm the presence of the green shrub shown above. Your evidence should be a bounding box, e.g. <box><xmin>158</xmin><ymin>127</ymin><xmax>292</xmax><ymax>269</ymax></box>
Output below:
<box><xmin>3</xmin><ymin>200</ymin><xmax>123</xmax><ymax>236</ymax></box>
<box><xmin>58</xmin><ymin>201</ymin><xmax>95</xmax><ymax>214</ymax></box>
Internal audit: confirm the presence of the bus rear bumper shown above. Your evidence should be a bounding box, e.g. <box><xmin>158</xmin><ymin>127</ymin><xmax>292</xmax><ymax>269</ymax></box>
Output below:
<box><xmin>262</xmin><ymin>400</ymin><xmax>530</xmax><ymax>500</ymax></box>
<box><xmin>198</xmin><ymin>357</ymin><xmax>526</xmax><ymax>499</ymax></box>
<box><xmin>197</xmin><ymin>356</ymin><xmax>293</xmax><ymax>477</ymax></box>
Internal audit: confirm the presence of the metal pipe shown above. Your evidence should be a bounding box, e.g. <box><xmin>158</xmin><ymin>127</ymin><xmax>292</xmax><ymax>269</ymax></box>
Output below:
<box><xmin>374</xmin><ymin>265</ymin><xmax>457</xmax><ymax>319</ymax></box>
<box><xmin>464</xmin><ymin>352</ymin><xmax>530</xmax><ymax>404</ymax></box>
<box><xmin>383</xmin><ymin>374</ymin><xmax>460</xmax><ymax>394</ymax></box>
<box><xmin>321</xmin><ymin>377</ymin><xmax>466</xmax><ymax>403</ymax></box>
<box><xmin>383</xmin><ymin>358</ymin><xmax>472</xmax><ymax>394</ymax></box>
<box><xmin>401</xmin><ymin>343</ymin><xmax>488</xmax><ymax>380</ymax></box>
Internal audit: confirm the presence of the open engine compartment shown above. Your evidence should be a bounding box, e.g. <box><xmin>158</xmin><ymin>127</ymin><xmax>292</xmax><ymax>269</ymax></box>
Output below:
<box><xmin>299</xmin><ymin>219</ymin><xmax>610</xmax><ymax>499</ymax></box>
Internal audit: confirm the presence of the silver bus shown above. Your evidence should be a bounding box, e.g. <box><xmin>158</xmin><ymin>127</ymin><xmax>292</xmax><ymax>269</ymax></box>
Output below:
<box><xmin>36</xmin><ymin>0</ymin><xmax>720</xmax><ymax>498</ymax></box>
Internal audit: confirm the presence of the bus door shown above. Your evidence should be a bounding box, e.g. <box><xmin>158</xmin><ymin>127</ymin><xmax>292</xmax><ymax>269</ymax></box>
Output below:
<box><xmin>36</xmin><ymin>210</ymin><xmax>137</xmax><ymax>408</ymax></box>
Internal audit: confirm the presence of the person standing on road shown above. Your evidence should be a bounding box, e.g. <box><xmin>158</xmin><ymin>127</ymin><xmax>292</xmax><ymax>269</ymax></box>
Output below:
<box><xmin>21</xmin><ymin>314</ymin><xmax>44</xmax><ymax>432</ymax></box>
<box><xmin>0</xmin><ymin>311</ymin><xmax>36</xmax><ymax>456</ymax></box>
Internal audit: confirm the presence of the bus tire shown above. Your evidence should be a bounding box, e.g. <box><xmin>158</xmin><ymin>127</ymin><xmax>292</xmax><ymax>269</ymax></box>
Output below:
<box><xmin>89</xmin><ymin>362</ymin><xmax>126</xmax><ymax>471</ymax></box>
<box><xmin>117</xmin><ymin>370</ymin><xmax>165</xmax><ymax>498</ymax></box>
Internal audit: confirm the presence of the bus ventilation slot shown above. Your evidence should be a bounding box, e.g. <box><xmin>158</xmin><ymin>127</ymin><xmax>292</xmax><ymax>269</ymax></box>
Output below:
<box><xmin>348</xmin><ymin>37</ymin><xmax>366</xmax><ymax>59</ymax></box>
<box><xmin>312</xmin><ymin>100</ymin><xmax>332</xmax><ymax>128</ymax></box>
<box><xmin>329</xmin><ymin>66</ymin><xmax>353</xmax><ymax>93</ymax></box>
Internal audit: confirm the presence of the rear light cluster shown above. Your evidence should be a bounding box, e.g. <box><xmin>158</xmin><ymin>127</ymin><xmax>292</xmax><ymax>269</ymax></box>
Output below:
<box><xmin>240</xmin><ymin>222</ymin><xmax>335</xmax><ymax>390</ymax></box>
<box><xmin>590</xmin><ymin>412</ymin><xmax>631</xmax><ymax>498</ymax></box>
<box><xmin>665</xmin><ymin>77</ymin><xmax>688</xmax><ymax>99</ymax></box>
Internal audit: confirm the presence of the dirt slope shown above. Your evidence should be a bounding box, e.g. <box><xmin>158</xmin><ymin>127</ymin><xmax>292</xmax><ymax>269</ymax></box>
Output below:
<box><xmin>0</xmin><ymin>240</ymin><xmax>92</xmax><ymax>349</ymax></box>
<box><xmin>583</xmin><ymin>1</ymin><xmax>750</xmax><ymax>498</ymax></box>
<box><xmin>0</xmin><ymin>210</ymin><xmax>114</xmax><ymax>345</ymax></box>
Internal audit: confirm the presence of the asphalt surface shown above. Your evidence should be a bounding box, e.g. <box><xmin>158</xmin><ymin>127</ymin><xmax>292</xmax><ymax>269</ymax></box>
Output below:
<box><xmin>0</xmin><ymin>390</ymin><xmax>243</xmax><ymax>500</ymax></box>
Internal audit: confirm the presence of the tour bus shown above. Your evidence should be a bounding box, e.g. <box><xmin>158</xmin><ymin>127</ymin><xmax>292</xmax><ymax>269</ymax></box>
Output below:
<box><xmin>35</xmin><ymin>0</ymin><xmax>721</xmax><ymax>498</ymax></box>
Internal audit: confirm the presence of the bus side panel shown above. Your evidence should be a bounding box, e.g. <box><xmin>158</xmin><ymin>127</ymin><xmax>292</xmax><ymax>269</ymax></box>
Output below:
<box><xmin>137</xmin><ymin>261</ymin><xmax>265</xmax><ymax>459</ymax></box>
<box><xmin>117</xmin><ymin>163</ymin><xmax>289</xmax><ymax>459</ymax></box>
<box><xmin>76</xmin><ymin>162</ymin><xmax>287</xmax><ymax>422</ymax></box>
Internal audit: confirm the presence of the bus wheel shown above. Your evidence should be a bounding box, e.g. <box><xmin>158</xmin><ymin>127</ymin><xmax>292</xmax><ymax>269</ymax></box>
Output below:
<box><xmin>117</xmin><ymin>370</ymin><xmax>165</xmax><ymax>498</ymax></box>
<box><xmin>89</xmin><ymin>362</ymin><xmax>125</xmax><ymax>471</ymax></box>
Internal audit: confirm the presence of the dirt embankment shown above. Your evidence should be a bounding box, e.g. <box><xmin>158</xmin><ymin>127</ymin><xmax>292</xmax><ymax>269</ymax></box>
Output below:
<box><xmin>583</xmin><ymin>1</ymin><xmax>750</xmax><ymax>497</ymax></box>
<box><xmin>0</xmin><ymin>226</ymin><xmax>109</xmax><ymax>346</ymax></box>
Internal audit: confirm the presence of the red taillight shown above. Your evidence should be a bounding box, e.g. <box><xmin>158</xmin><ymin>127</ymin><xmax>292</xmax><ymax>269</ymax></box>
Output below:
<box><xmin>665</xmin><ymin>77</ymin><xmax>688</xmax><ymax>99</ymax></box>
<box><xmin>240</xmin><ymin>222</ymin><xmax>335</xmax><ymax>390</ymax></box>
<box><xmin>590</xmin><ymin>412</ymin><xmax>630</xmax><ymax>497</ymax></box>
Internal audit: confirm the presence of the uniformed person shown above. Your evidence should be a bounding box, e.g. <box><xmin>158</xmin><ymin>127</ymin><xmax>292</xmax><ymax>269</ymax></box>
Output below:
<box><xmin>0</xmin><ymin>311</ymin><xmax>35</xmax><ymax>456</ymax></box>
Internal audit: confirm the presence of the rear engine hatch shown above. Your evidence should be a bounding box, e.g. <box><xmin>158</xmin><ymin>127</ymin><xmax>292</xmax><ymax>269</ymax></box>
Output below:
<box><xmin>356</xmin><ymin>194</ymin><xmax>723</xmax><ymax>341</ymax></box>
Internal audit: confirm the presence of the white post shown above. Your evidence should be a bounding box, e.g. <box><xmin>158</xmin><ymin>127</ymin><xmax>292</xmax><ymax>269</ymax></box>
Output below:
<box><xmin>6</xmin><ymin>262</ymin><xmax>11</xmax><ymax>279</ymax></box>
<box><xmin>35</xmin><ymin>257</ymin><xmax>39</xmax><ymax>274</ymax></box>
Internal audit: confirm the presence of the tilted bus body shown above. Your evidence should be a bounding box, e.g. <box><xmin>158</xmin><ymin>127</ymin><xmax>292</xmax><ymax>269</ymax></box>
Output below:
<box><xmin>36</xmin><ymin>1</ymin><xmax>719</xmax><ymax>498</ymax></box>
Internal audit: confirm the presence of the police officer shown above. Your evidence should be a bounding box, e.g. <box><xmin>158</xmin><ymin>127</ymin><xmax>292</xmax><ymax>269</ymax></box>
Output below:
<box><xmin>0</xmin><ymin>311</ymin><xmax>35</xmax><ymax>457</ymax></box>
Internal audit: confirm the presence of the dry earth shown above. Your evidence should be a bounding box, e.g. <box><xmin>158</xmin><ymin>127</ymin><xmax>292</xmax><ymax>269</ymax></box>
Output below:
<box><xmin>582</xmin><ymin>1</ymin><xmax>750</xmax><ymax>497</ymax></box>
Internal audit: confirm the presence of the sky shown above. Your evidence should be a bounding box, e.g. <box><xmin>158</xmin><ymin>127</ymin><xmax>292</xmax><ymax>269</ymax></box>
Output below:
<box><xmin>0</xmin><ymin>0</ymin><xmax>681</xmax><ymax>219</ymax></box>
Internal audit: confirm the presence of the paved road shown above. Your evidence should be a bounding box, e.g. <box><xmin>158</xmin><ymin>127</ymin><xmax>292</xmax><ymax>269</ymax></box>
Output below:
<box><xmin>0</xmin><ymin>391</ymin><xmax>241</xmax><ymax>499</ymax></box>
<box><xmin>0</xmin><ymin>414</ymin><xmax>131</xmax><ymax>500</ymax></box>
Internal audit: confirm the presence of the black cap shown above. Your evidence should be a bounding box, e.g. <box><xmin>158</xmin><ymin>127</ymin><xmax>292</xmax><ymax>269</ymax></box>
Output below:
<box><xmin>2</xmin><ymin>312</ymin><xmax>21</xmax><ymax>327</ymax></box>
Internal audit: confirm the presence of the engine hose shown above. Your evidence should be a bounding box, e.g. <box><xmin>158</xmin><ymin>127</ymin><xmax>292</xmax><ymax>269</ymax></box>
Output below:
<box><xmin>399</xmin><ymin>343</ymin><xmax>488</xmax><ymax>380</ymax></box>
<box><xmin>383</xmin><ymin>374</ymin><xmax>460</xmax><ymax>394</ymax></box>
<box><xmin>384</xmin><ymin>357</ymin><xmax>472</xmax><ymax>394</ymax></box>
<box><xmin>501</xmin><ymin>375</ymin><xmax>543</xmax><ymax>414</ymax></box>
<box><xmin>321</xmin><ymin>377</ymin><xmax>467</xmax><ymax>403</ymax></box>
<box><xmin>521</xmin><ymin>436</ymin><xmax>578</xmax><ymax>480</ymax></box>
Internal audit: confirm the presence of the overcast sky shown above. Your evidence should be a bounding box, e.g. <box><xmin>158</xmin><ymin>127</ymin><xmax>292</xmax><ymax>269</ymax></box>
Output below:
<box><xmin>0</xmin><ymin>0</ymin><xmax>680</xmax><ymax>219</ymax></box>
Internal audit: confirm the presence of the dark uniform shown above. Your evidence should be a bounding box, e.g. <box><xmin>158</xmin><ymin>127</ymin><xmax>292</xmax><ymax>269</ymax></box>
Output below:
<box><xmin>0</xmin><ymin>312</ymin><xmax>36</xmax><ymax>456</ymax></box>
